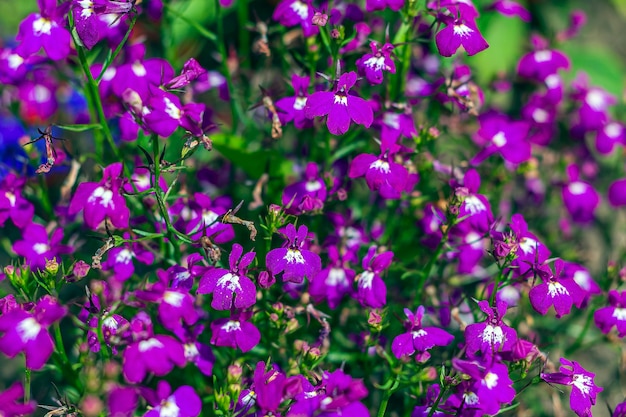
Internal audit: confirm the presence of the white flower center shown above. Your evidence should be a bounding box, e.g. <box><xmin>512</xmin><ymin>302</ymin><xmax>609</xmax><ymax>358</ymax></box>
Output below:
<box><xmin>359</xmin><ymin>271</ymin><xmax>374</xmax><ymax>289</ymax></box>
<box><xmin>202</xmin><ymin>210</ymin><xmax>219</xmax><ymax>227</ymax></box>
<box><xmin>463</xmin><ymin>392</ymin><xmax>479</xmax><ymax>405</ymax></box>
<box><xmin>132</xmin><ymin>61</ymin><xmax>147</xmax><ymax>77</ymax></box>
<box><xmin>483</xmin><ymin>372</ymin><xmax>499</xmax><ymax>389</ymax></box>
<box><xmin>481</xmin><ymin>324</ymin><xmax>504</xmax><ymax>346</ymax></box>
<box><xmin>103</xmin><ymin>316</ymin><xmax>119</xmax><ymax>329</ymax></box>
<box><xmin>159</xmin><ymin>399</ymin><xmax>181</xmax><ymax>417</ymax></box>
<box><xmin>88</xmin><ymin>186</ymin><xmax>115</xmax><ymax>209</ymax></box>
<box><xmin>103</xmin><ymin>67</ymin><xmax>116</xmax><ymax>81</ymax></box>
<box><xmin>163</xmin><ymin>97</ymin><xmax>182</xmax><ymax>120</ymax></box>
<box><xmin>333</xmin><ymin>94</ymin><xmax>348</xmax><ymax>106</ymax></box>
<box><xmin>534</xmin><ymin>50</ymin><xmax>552</xmax><ymax>63</ymax></box>
<box><xmin>465</xmin><ymin>232</ymin><xmax>483</xmax><ymax>249</ymax></box>
<box><xmin>492</xmin><ymin>131</ymin><xmax>507</xmax><ymax>148</ymax></box>
<box><xmin>519</xmin><ymin>237</ymin><xmax>538</xmax><ymax>254</ymax></box>
<box><xmin>568</xmin><ymin>182</ymin><xmax>587</xmax><ymax>195</ymax></box>
<box><xmin>612</xmin><ymin>308</ymin><xmax>626</xmax><ymax>321</ymax></box>
<box><xmin>5</xmin><ymin>192</ymin><xmax>16</xmax><ymax>207</ymax></box>
<box><xmin>79</xmin><ymin>0</ymin><xmax>94</xmax><ymax>17</ymax></box>
<box><xmin>294</xmin><ymin>96</ymin><xmax>307</xmax><ymax>110</ymax></box>
<box><xmin>532</xmin><ymin>108</ymin><xmax>549</xmax><ymax>123</ymax></box>
<box><xmin>369</xmin><ymin>159</ymin><xmax>391</xmax><ymax>173</ymax></box>
<box><xmin>284</xmin><ymin>249</ymin><xmax>305</xmax><ymax>264</ymax></box>
<box><xmin>571</xmin><ymin>374</ymin><xmax>592</xmax><ymax>395</ymax></box>
<box><xmin>289</xmin><ymin>0</ymin><xmax>309</xmax><ymax>19</ymax></box>
<box><xmin>605</xmin><ymin>123</ymin><xmax>622</xmax><ymax>138</ymax></box>
<box><xmin>32</xmin><ymin>17</ymin><xmax>53</xmax><ymax>36</ymax></box>
<box><xmin>221</xmin><ymin>320</ymin><xmax>241</xmax><ymax>332</ymax></box>
<box><xmin>7</xmin><ymin>54</ymin><xmax>23</xmax><ymax>70</ymax></box>
<box><xmin>163</xmin><ymin>291</ymin><xmax>185</xmax><ymax>306</ymax></box>
<box><xmin>412</xmin><ymin>329</ymin><xmax>427</xmax><ymax>338</ymax></box>
<box><xmin>545</xmin><ymin>74</ymin><xmax>560</xmax><ymax>89</ymax></box>
<box><xmin>138</xmin><ymin>338</ymin><xmax>164</xmax><ymax>352</ymax></box>
<box><xmin>16</xmin><ymin>317</ymin><xmax>41</xmax><ymax>342</ymax></box>
<box><xmin>586</xmin><ymin>90</ymin><xmax>607</xmax><ymax>111</ymax></box>
<box><xmin>383</xmin><ymin>113</ymin><xmax>400</xmax><ymax>129</ymax></box>
<box><xmin>33</xmin><ymin>85</ymin><xmax>51</xmax><ymax>103</ymax></box>
<box><xmin>305</xmin><ymin>180</ymin><xmax>322</xmax><ymax>192</ymax></box>
<box><xmin>326</xmin><ymin>268</ymin><xmax>347</xmax><ymax>286</ymax></box>
<box><xmin>33</xmin><ymin>243</ymin><xmax>50</xmax><ymax>255</ymax></box>
<box><xmin>216</xmin><ymin>272</ymin><xmax>242</xmax><ymax>291</ymax></box>
<box><xmin>572</xmin><ymin>270</ymin><xmax>591</xmax><ymax>291</ymax></box>
<box><xmin>184</xmin><ymin>342</ymin><xmax>199</xmax><ymax>360</ymax></box>
<box><xmin>463</xmin><ymin>195</ymin><xmax>486</xmax><ymax>215</ymax></box>
<box><xmin>453</xmin><ymin>23</ymin><xmax>474</xmax><ymax>37</ymax></box>
<box><xmin>547</xmin><ymin>281</ymin><xmax>569</xmax><ymax>297</ymax></box>
<box><xmin>363</xmin><ymin>55</ymin><xmax>387</xmax><ymax>71</ymax></box>
<box><xmin>115</xmin><ymin>249</ymin><xmax>133</xmax><ymax>264</ymax></box>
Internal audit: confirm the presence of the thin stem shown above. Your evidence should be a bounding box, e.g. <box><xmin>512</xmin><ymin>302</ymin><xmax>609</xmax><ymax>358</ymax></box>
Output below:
<box><xmin>426</xmin><ymin>384</ymin><xmax>448</xmax><ymax>417</ymax></box>
<box><xmin>96</xmin><ymin>15</ymin><xmax>138</xmax><ymax>84</ymax></box>
<box><xmin>237</xmin><ymin>0</ymin><xmax>250</xmax><ymax>69</ymax></box>
<box><xmin>215</xmin><ymin>0</ymin><xmax>242</xmax><ymax>133</ymax></box>
<box><xmin>24</xmin><ymin>368</ymin><xmax>31</xmax><ymax>403</ymax></box>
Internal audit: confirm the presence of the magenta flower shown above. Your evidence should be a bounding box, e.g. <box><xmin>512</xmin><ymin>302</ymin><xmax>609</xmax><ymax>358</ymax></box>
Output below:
<box><xmin>73</xmin><ymin>0</ymin><xmax>134</xmax><ymax>50</ymax></box>
<box><xmin>392</xmin><ymin>306</ymin><xmax>454</xmax><ymax>362</ymax></box>
<box><xmin>435</xmin><ymin>16</ymin><xmax>489</xmax><ymax>57</ymax></box>
<box><xmin>472</xmin><ymin>111</ymin><xmax>531</xmax><ymax>165</ymax></box>
<box><xmin>0</xmin><ymin>173</ymin><xmax>34</xmax><ymax>229</ymax></box>
<box><xmin>108</xmin><ymin>386</ymin><xmax>138</xmax><ymax>417</ymax></box>
<box><xmin>529</xmin><ymin>259</ymin><xmax>585</xmax><ymax>318</ymax></box>
<box><xmin>355</xmin><ymin>246</ymin><xmax>392</xmax><ymax>308</ymax></box>
<box><xmin>142</xmin><ymin>381</ymin><xmax>202</xmax><ymax>417</ymax></box>
<box><xmin>518</xmin><ymin>47</ymin><xmax>570</xmax><ymax>81</ymax></box>
<box><xmin>272</xmin><ymin>0</ymin><xmax>318</xmax><ymax>37</ymax></box>
<box><xmin>456</xmin><ymin>169</ymin><xmax>494</xmax><ymax>234</ymax></box>
<box><xmin>167</xmin><ymin>57</ymin><xmax>207</xmax><ymax>90</ymax></box>
<box><xmin>174</xmin><ymin>325</ymin><xmax>215</xmax><ymax>376</ymax></box>
<box><xmin>184</xmin><ymin>193</ymin><xmax>235</xmax><ymax>243</ymax></box>
<box><xmin>197</xmin><ymin>243</ymin><xmax>256</xmax><ymax>311</ymax></box>
<box><xmin>12</xmin><ymin>222</ymin><xmax>72</xmax><ymax>270</ymax></box>
<box><xmin>275</xmin><ymin>74</ymin><xmax>312</xmax><ymax>129</ymax></box>
<box><xmin>561</xmin><ymin>165</ymin><xmax>599</xmax><ymax>224</ymax></box>
<box><xmin>595</xmin><ymin>122</ymin><xmax>625</xmax><ymax>155</ymax></box>
<box><xmin>210</xmin><ymin>311</ymin><xmax>261</xmax><ymax>352</ymax></box>
<box><xmin>266</xmin><ymin>224</ymin><xmax>321</xmax><ymax>284</ymax></box>
<box><xmin>0</xmin><ymin>295</ymin><xmax>66</xmax><ymax>370</ymax></box>
<box><xmin>282</xmin><ymin>162</ymin><xmax>327</xmax><ymax>215</ymax></box>
<box><xmin>304</xmin><ymin>71</ymin><xmax>373</xmax><ymax>135</ymax></box>
<box><xmin>122</xmin><ymin>312</ymin><xmax>186</xmax><ymax>383</ymax></box>
<box><xmin>541</xmin><ymin>358</ymin><xmax>602</xmax><ymax>417</ymax></box>
<box><xmin>488</xmin><ymin>0</ymin><xmax>530</xmax><ymax>21</ymax></box>
<box><xmin>68</xmin><ymin>162</ymin><xmax>130</xmax><ymax>230</ymax></box>
<box><xmin>16</xmin><ymin>0</ymin><xmax>71</xmax><ymax>60</ymax></box>
<box><xmin>366</xmin><ymin>0</ymin><xmax>404</xmax><ymax>12</ymax></box>
<box><xmin>143</xmin><ymin>89</ymin><xmax>206</xmax><ymax>137</ymax></box>
<box><xmin>310</xmin><ymin>245</ymin><xmax>355</xmax><ymax>309</ymax></box>
<box><xmin>103</xmin><ymin>234</ymin><xmax>155</xmax><ymax>282</ymax></box>
<box><xmin>356</xmin><ymin>42</ymin><xmax>396</xmax><ymax>85</ymax></box>
<box><xmin>0</xmin><ymin>383</ymin><xmax>36</xmax><ymax>417</ymax></box>
<box><xmin>505</xmin><ymin>214</ymin><xmax>551</xmax><ymax>278</ymax></box>
<box><xmin>594</xmin><ymin>290</ymin><xmax>626</xmax><ymax>337</ymax></box>
<box><xmin>464</xmin><ymin>300</ymin><xmax>517</xmax><ymax>357</ymax></box>
<box><xmin>253</xmin><ymin>362</ymin><xmax>287</xmax><ymax>414</ymax></box>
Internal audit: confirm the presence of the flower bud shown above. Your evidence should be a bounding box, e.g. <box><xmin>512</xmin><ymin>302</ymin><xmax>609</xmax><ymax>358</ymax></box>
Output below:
<box><xmin>122</xmin><ymin>88</ymin><xmax>143</xmax><ymax>114</ymax></box>
<box><xmin>45</xmin><ymin>258</ymin><xmax>59</xmax><ymax>275</ymax></box>
<box><xmin>312</xmin><ymin>11</ymin><xmax>328</xmax><ymax>26</ymax></box>
<box><xmin>258</xmin><ymin>271</ymin><xmax>275</xmax><ymax>289</ymax></box>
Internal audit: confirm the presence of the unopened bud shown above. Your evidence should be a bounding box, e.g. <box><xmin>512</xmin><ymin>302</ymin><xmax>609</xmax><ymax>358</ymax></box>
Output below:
<box><xmin>122</xmin><ymin>88</ymin><xmax>143</xmax><ymax>114</ymax></box>
<box><xmin>45</xmin><ymin>258</ymin><xmax>59</xmax><ymax>275</ymax></box>
<box><xmin>312</xmin><ymin>11</ymin><xmax>328</xmax><ymax>26</ymax></box>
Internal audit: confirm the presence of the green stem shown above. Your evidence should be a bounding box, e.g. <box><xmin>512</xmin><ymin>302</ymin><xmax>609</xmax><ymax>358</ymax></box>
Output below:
<box><xmin>376</xmin><ymin>370</ymin><xmax>402</xmax><ymax>417</ymax></box>
<box><xmin>24</xmin><ymin>368</ymin><xmax>31</xmax><ymax>403</ymax></box>
<box><xmin>215</xmin><ymin>0</ymin><xmax>242</xmax><ymax>133</ymax></box>
<box><xmin>96</xmin><ymin>314</ymin><xmax>111</xmax><ymax>361</ymax></box>
<box><xmin>415</xmin><ymin>224</ymin><xmax>450</xmax><ymax>304</ymax></box>
<box><xmin>53</xmin><ymin>322</ymin><xmax>84</xmax><ymax>393</ymax></box>
<box><xmin>237</xmin><ymin>0</ymin><xmax>250</xmax><ymax>69</ymax></box>
<box><xmin>426</xmin><ymin>384</ymin><xmax>448</xmax><ymax>417</ymax></box>
<box><xmin>96</xmin><ymin>15</ymin><xmax>138</xmax><ymax>84</ymax></box>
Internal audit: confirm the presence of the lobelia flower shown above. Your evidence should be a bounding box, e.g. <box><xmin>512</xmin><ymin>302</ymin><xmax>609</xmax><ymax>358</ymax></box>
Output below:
<box><xmin>455</xmin><ymin>169</ymin><xmax>494</xmax><ymax>234</ymax></box>
<box><xmin>571</xmin><ymin>73</ymin><xmax>616</xmax><ymax>132</ymax></box>
<box><xmin>435</xmin><ymin>14</ymin><xmax>488</xmax><ymax>57</ymax></box>
<box><xmin>266</xmin><ymin>223</ymin><xmax>321</xmax><ymax>284</ymax></box>
<box><xmin>0</xmin><ymin>295</ymin><xmax>66</xmax><ymax>370</ymax></box>
<box><xmin>143</xmin><ymin>88</ymin><xmax>206</xmax><ymax>138</ymax></box>
<box><xmin>167</xmin><ymin>58</ymin><xmax>207</xmax><ymax>90</ymax></box>
<box><xmin>72</xmin><ymin>0</ymin><xmax>135</xmax><ymax>50</ymax></box>
<box><xmin>122</xmin><ymin>312</ymin><xmax>186</xmax><ymax>383</ymax></box>
<box><xmin>464</xmin><ymin>300</ymin><xmax>517</xmax><ymax>358</ymax></box>
<box><xmin>210</xmin><ymin>310</ymin><xmax>261</xmax><ymax>352</ymax></box>
<box><xmin>0</xmin><ymin>382</ymin><xmax>36</xmax><ymax>417</ymax></box>
<box><xmin>379</xmin><ymin>110</ymin><xmax>417</xmax><ymax>144</ymax></box>
<box><xmin>595</xmin><ymin>121</ymin><xmax>625</xmax><ymax>155</ymax></box>
<box><xmin>392</xmin><ymin>306</ymin><xmax>454</xmax><ymax>362</ymax></box>
<box><xmin>613</xmin><ymin>402</ymin><xmax>626</xmax><ymax>417</ymax></box>
<box><xmin>141</xmin><ymin>381</ymin><xmax>201</xmax><ymax>417</ymax></box>
<box><xmin>541</xmin><ymin>358</ymin><xmax>602</xmax><ymax>417</ymax></box>
<box><xmin>349</xmin><ymin>136</ymin><xmax>411</xmax><ymax>200</ymax></box>
<box><xmin>68</xmin><ymin>162</ymin><xmax>130</xmax><ymax>229</ymax></box>
<box><xmin>174</xmin><ymin>325</ymin><xmax>215</xmax><ymax>376</ymax></box>
<box><xmin>304</xmin><ymin>71</ymin><xmax>373</xmax><ymax>136</ymax></box>
<box><xmin>355</xmin><ymin>246</ymin><xmax>392</xmax><ymax>308</ymax></box>
<box><xmin>197</xmin><ymin>243</ymin><xmax>256</xmax><ymax>310</ymax></box>
<box><xmin>366</xmin><ymin>0</ymin><xmax>404</xmax><ymax>12</ymax></box>
<box><xmin>487</xmin><ymin>0</ymin><xmax>530</xmax><ymax>21</ymax></box>
<box><xmin>12</xmin><ymin>222</ymin><xmax>72</xmax><ymax>270</ymax></box>
<box><xmin>17</xmin><ymin>70</ymin><xmax>60</xmax><ymax>124</ymax></box>
<box><xmin>16</xmin><ymin>0</ymin><xmax>71</xmax><ymax>61</ymax></box>
<box><xmin>503</xmin><ymin>213</ymin><xmax>551</xmax><ymax>278</ymax></box>
<box><xmin>102</xmin><ymin>234</ymin><xmax>155</xmax><ymax>282</ymax></box>
<box><xmin>184</xmin><ymin>193</ymin><xmax>235</xmax><ymax>243</ymax></box>
<box><xmin>472</xmin><ymin>111</ymin><xmax>531</xmax><ymax>165</ymax></box>
<box><xmin>272</xmin><ymin>0</ymin><xmax>319</xmax><ymax>37</ymax></box>
<box><xmin>108</xmin><ymin>386</ymin><xmax>138</xmax><ymax>417</ymax></box>
<box><xmin>561</xmin><ymin>165</ymin><xmax>599</xmax><ymax>224</ymax></box>
<box><xmin>275</xmin><ymin>74</ymin><xmax>312</xmax><ymax>129</ymax></box>
<box><xmin>451</xmin><ymin>357</ymin><xmax>516</xmax><ymax>416</ymax></box>
<box><xmin>310</xmin><ymin>245</ymin><xmax>356</xmax><ymax>309</ymax></box>
<box><xmin>0</xmin><ymin>173</ymin><xmax>34</xmax><ymax>229</ymax></box>
<box><xmin>282</xmin><ymin>162</ymin><xmax>327</xmax><ymax>215</ymax></box>
<box><xmin>529</xmin><ymin>259</ymin><xmax>585</xmax><ymax>318</ymax></box>
<box><xmin>356</xmin><ymin>42</ymin><xmax>396</xmax><ymax>85</ymax></box>
<box><xmin>593</xmin><ymin>290</ymin><xmax>626</xmax><ymax>337</ymax></box>
<box><xmin>253</xmin><ymin>361</ymin><xmax>287</xmax><ymax>414</ymax></box>
<box><xmin>561</xmin><ymin>262</ymin><xmax>601</xmax><ymax>308</ymax></box>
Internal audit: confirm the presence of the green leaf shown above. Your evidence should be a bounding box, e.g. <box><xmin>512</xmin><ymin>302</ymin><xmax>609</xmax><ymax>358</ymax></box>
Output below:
<box><xmin>561</xmin><ymin>43</ymin><xmax>626</xmax><ymax>97</ymax></box>
<box><xmin>57</xmin><ymin>124</ymin><xmax>103</xmax><ymax>132</ymax></box>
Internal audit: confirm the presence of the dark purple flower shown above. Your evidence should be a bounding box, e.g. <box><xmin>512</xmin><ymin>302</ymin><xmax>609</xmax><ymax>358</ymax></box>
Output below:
<box><xmin>210</xmin><ymin>310</ymin><xmax>261</xmax><ymax>352</ymax></box>
<box><xmin>254</xmin><ymin>361</ymin><xmax>287</xmax><ymax>413</ymax></box>
<box><xmin>167</xmin><ymin>58</ymin><xmax>207</xmax><ymax>89</ymax></box>
<box><xmin>561</xmin><ymin>165</ymin><xmax>599</xmax><ymax>224</ymax></box>
<box><xmin>103</xmin><ymin>234</ymin><xmax>155</xmax><ymax>282</ymax></box>
<box><xmin>310</xmin><ymin>245</ymin><xmax>355</xmax><ymax>309</ymax></box>
<box><xmin>456</xmin><ymin>169</ymin><xmax>494</xmax><ymax>234</ymax></box>
<box><xmin>435</xmin><ymin>16</ymin><xmax>488</xmax><ymax>57</ymax></box>
<box><xmin>472</xmin><ymin>111</ymin><xmax>531</xmax><ymax>165</ymax></box>
<box><xmin>272</xmin><ymin>0</ymin><xmax>319</xmax><ymax>37</ymax></box>
<box><xmin>108</xmin><ymin>386</ymin><xmax>138</xmax><ymax>417</ymax></box>
<box><xmin>517</xmin><ymin>48</ymin><xmax>570</xmax><ymax>82</ymax></box>
<box><xmin>355</xmin><ymin>246</ymin><xmax>392</xmax><ymax>308</ymax></box>
<box><xmin>122</xmin><ymin>312</ymin><xmax>186</xmax><ymax>383</ymax></box>
<box><xmin>0</xmin><ymin>295</ymin><xmax>66</xmax><ymax>370</ymax></box>
<box><xmin>0</xmin><ymin>173</ymin><xmax>35</xmax><ymax>229</ymax></box>
<box><xmin>594</xmin><ymin>290</ymin><xmax>626</xmax><ymax>337</ymax></box>
<box><xmin>184</xmin><ymin>193</ymin><xmax>235</xmax><ymax>243</ymax></box>
<box><xmin>197</xmin><ymin>243</ymin><xmax>256</xmax><ymax>310</ymax></box>
<box><xmin>0</xmin><ymin>383</ymin><xmax>36</xmax><ymax>417</ymax></box>
<box><xmin>571</xmin><ymin>74</ymin><xmax>616</xmax><ymax>132</ymax></box>
<box><xmin>282</xmin><ymin>162</ymin><xmax>327</xmax><ymax>215</ymax></box>
<box><xmin>304</xmin><ymin>71</ymin><xmax>373</xmax><ymax>136</ymax></box>
<box><xmin>541</xmin><ymin>358</ymin><xmax>602</xmax><ymax>417</ymax></box>
<box><xmin>143</xmin><ymin>89</ymin><xmax>205</xmax><ymax>137</ymax></box>
<box><xmin>529</xmin><ymin>259</ymin><xmax>585</xmax><ymax>318</ymax></box>
<box><xmin>266</xmin><ymin>224</ymin><xmax>321</xmax><ymax>284</ymax></box>
<box><xmin>464</xmin><ymin>300</ymin><xmax>517</xmax><ymax>357</ymax></box>
<box><xmin>275</xmin><ymin>74</ymin><xmax>312</xmax><ymax>129</ymax></box>
<box><xmin>356</xmin><ymin>42</ymin><xmax>396</xmax><ymax>85</ymax></box>
<box><xmin>174</xmin><ymin>325</ymin><xmax>215</xmax><ymax>376</ymax></box>
<box><xmin>142</xmin><ymin>381</ymin><xmax>201</xmax><ymax>417</ymax></box>
<box><xmin>16</xmin><ymin>0</ymin><xmax>71</xmax><ymax>60</ymax></box>
<box><xmin>366</xmin><ymin>0</ymin><xmax>403</xmax><ymax>11</ymax></box>
<box><xmin>12</xmin><ymin>223</ymin><xmax>72</xmax><ymax>270</ymax></box>
<box><xmin>595</xmin><ymin>122</ymin><xmax>625</xmax><ymax>155</ymax></box>
<box><xmin>392</xmin><ymin>306</ymin><xmax>454</xmax><ymax>361</ymax></box>
<box><xmin>68</xmin><ymin>162</ymin><xmax>130</xmax><ymax>230</ymax></box>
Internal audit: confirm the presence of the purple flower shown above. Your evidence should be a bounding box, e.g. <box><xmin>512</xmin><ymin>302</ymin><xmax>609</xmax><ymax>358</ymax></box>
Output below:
<box><xmin>609</xmin><ymin>178</ymin><xmax>626</xmax><ymax>207</ymax></box>
<box><xmin>122</xmin><ymin>312</ymin><xmax>186</xmax><ymax>383</ymax></box>
<box><xmin>366</xmin><ymin>0</ymin><xmax>404</xmax><ymax>12</ymax></box>
<box><xmin>253</xmin><ymin>361</ymin><xmax>287</xmax><ymax>413</ymax></box>
<box><xmin>0</xmin><ymin>383</ymin><xmax>36</xmax><ymax>417</ymax></box>
<box><xmin>451</xmin><ymin>357</ymin><xmax>516</xmax><ymax>416</ymax></box>
<box><xmin>275</xmin><ymin>74</ymin><xmax>312</xmax><ymax>129</ymax></box>
<box><xmin>435</xmin><ymin>16</ymin><xmax>488</xmax><ymax>57</ymax></box>
<box><xmin>594</xmin><ymin>290</ymin><xmax>626</xmax><ymax>337</ymax></box>
<box><xmin>304</xmin><ymin>71</ymin><xmax>373</xmax><ymax>135</ymax></box>
<box><xmin>349</xmin><ymin>137</ymin><xmax>411</xmax><ymax>200</ymax></box>
<box><xmin>541</xmin><ymin>358</ymin><xmax>602</xmax><ymax>417</ymax></box>
<box><xmin>505</xmin><ymin>213</ymin><xmax>551</xmax><ymax>278</ymax></box>
<box><xmin>266</xmin><ymin>224</ymin><xmax>321</xmax><ymax>284</ymax></box>
<box><xmin>379</xmin><ymin>111</ymin><xmax>417</xmax><ymax>144</ymax></box>
<box><xmin>517</xmin><ymin>47</ymin><xmax>570</xmax><ymax>82</ymax></box>
<box><xmin>356</xmin><ymin>42</ymin><xmax>396</xmax><ymax>85</ymax></box>
<box><xmin>167</xmin><ymin>58</ymin><xmax>207</xmax><ymax>90</ymax></box>
<box><xmin>143</xmin><ymin>89</ymin><xmax>206</xmax><ymax>137</ymax></box>
<box><xmin>464</xmin><ymin>300</ymin><xmax>517</xmax><ymax>357</ymax></box>
<box><xmin>108</xmin><ymin>386</ymin><xmax>138</xmax><ymax>417</ymax></box>
<box><xmin>197</xmin><ymin>243</ymin><xmax>256</xmax><ymax>310</ymax></box>
<box><xmin>529</xmin><ymin>259</ymin><xmax>585</xmax><ymax>318</ymax></box>
<box><xmin>355</xmin><ymin>246</ymin><xmax>392</xmax><ymax>308</ymax></box>
<box><xmin>184</xmin><ymin>193</ymin><xmax>235</xmax><ymax>243</ymax></box>
<box><xmin>595</xmin><ymin>122</ymin><xmax>625</xmax><ymax>155</ymax></box>
<box><xmin>174</xmin><ymin>325</ymin><xmax>215</xmax><ymax>376</ymax></box>
<box><xmin>392</xmin><ymin>306</ymin><xmax>454</xmax><ymax>361</ymax></box>
<box><xmin>103</xmin><ymin>234</ymin><xmax>155</xmax><ymax>282</ymax></box>
<box><xmin>73</xmin><ymin>0</ymin><xmax>134</xmax><ymax>50</ymax></box>
<box><xmin>561</xmin><ymin>165</ymin><xmax>599</xmax><ymax>224</ymax></box>
<box><xmin>456</xmin><ymin>169</ymin><xmax>494</xmax><ymax>234</ymax></box>
<box><xmin>16</xmin><ymin>0</ymin><xmax>71</xmax><ymax>60</ymax></box>
<box><xmin>210</xmin><ymin>310</ymin><xmax>261</xmax><ymax>352</ymax></box>
<box><xmin>0</xmin><ymin>173</ymin><xmax>34</xmax><ymax>229</ymax></box>
<box><xmin>272</xmin><ymin>0</ymin><xmax>319</xmax><ymax>37</ymax></box>
<box><xmin>12</xmin><ymin>223</ymin><xmax>72</xmax><ymax>270</ymax></box>
<box><xmin>142</xmin><ymin>381</ymin><xmax>201</xmax><ymax>417</ymax></box>
<box><xmin>472</xmin><ymin>111</ymin><xmax>531</xmax><ymax>165</ymax></box>
<box><xmin>310</xmin><ymin>245</ymin><xmax>355</xmax><ymax>309</ymax></box>
<box><xmin>488</xmin><ymin>0</ymin><xmax>530</xmax><ymax>21</ymax></box>
<box><xmin>282</xmin><ymin>162</ymin><xmax>327</xmax><ymax>215</ymax></box>
<box><xmin>68</xmin><ymin>162</ymin><xmax>130</xmax><ymax>230</ymax></box>
<box><xmin>0</xmin><ymin>295</ymin><xmax>66</xmax><ymax>370</ymax></box>
<box><xmin>571</xmin><ymin>74</ymin><xmax>616</xmax><ymax>132</ymax></box>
